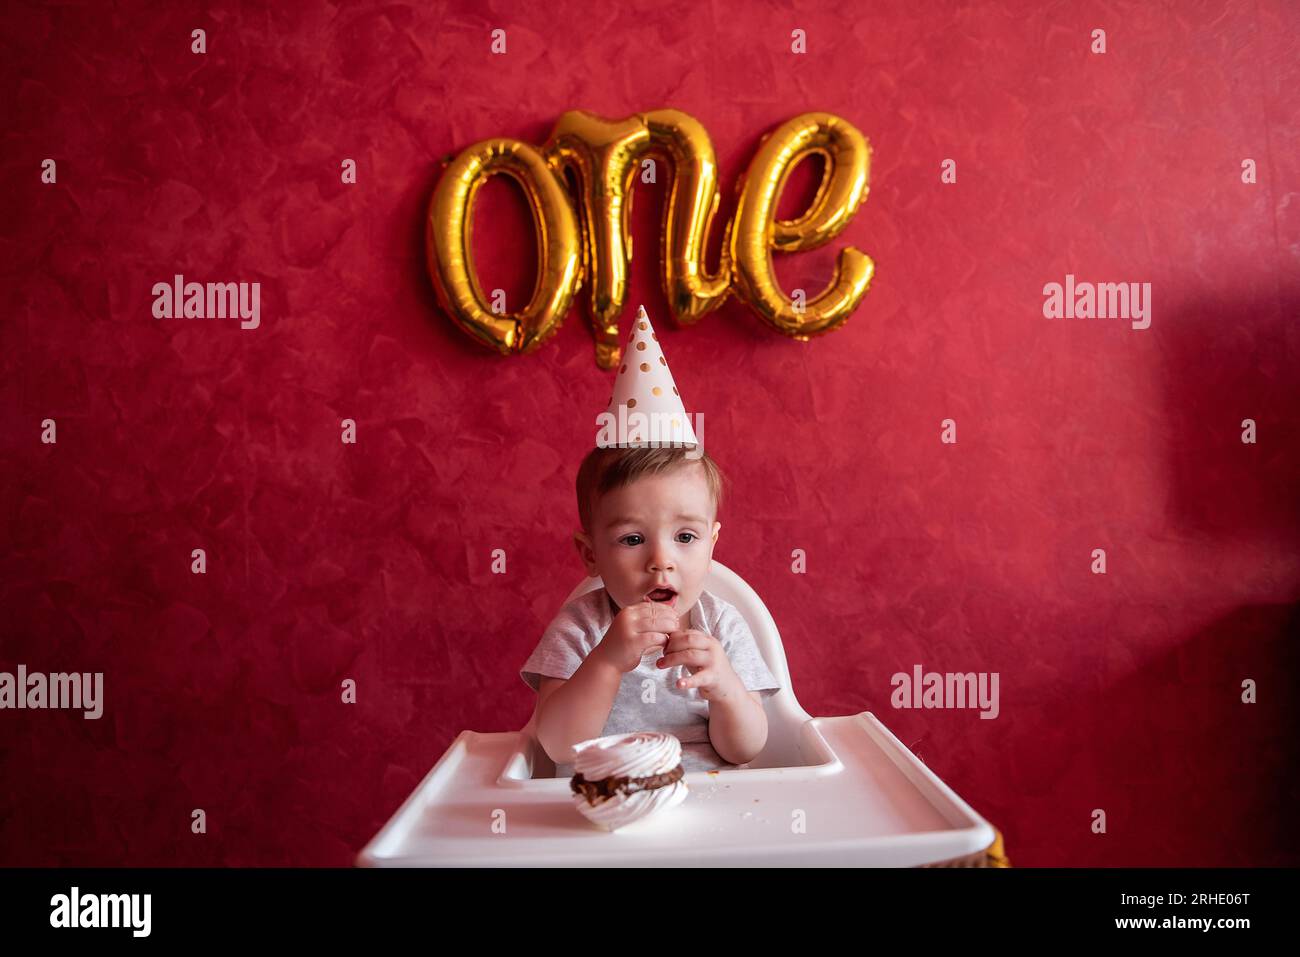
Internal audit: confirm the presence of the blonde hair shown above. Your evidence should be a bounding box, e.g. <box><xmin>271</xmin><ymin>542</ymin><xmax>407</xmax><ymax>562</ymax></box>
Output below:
<box><xmin>576</xmin><ymin>446</ymin><xmax>726</xmax><ymax>535</ymax></box>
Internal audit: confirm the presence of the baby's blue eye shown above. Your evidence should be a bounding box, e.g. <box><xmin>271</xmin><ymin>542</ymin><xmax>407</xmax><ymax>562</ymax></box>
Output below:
<box><xmin>677</xmin><ymin>532</ymin><xmax>698</xmax><ymax>543</ymax></box>
<box><xmin>621</xmin><ymin>534</ymin><xmax>644</xmax><ymax>546</ymax></box>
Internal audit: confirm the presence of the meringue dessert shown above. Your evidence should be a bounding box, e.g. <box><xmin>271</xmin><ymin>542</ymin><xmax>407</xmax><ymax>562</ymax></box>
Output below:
<box><xmin>570</xmin><ymin>731</ymin><xmax>689</xmax><ymax>831</ymax></box>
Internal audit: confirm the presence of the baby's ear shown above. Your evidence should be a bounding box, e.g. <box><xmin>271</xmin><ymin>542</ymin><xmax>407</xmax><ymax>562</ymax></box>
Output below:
<box><xmin>711</xmin><ymin>521</ymin><xmax>721</xmax><ymax>544</ymax></box>
<box><xmin>573</xmin><ymin>531</ymin><xmax>598</xmax><ymax>574</ymax></box>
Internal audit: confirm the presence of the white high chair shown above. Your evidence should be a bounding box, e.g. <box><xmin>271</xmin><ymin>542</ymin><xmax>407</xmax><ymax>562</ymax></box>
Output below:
<box><xmin>358</xmin><ymin>560</ymin><xmax>998</xmax><ymax>867</ymax></box>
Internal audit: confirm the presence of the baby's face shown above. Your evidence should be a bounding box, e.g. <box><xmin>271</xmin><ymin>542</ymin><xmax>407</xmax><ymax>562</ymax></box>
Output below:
<box><xmin>574</xmin><ymin>465</ymin><xmax>720</xmax><ymax>615</ymax></box>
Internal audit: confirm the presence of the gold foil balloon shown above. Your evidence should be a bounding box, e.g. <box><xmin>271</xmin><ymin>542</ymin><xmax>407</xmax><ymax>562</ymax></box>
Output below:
<box><xmin>729</xmin><ymin>112</ymin><xmax>874</xmax><ymax>339</ymax></box>
<box><xmin>543</xmin><ymin>112</ymin><xmax>649</xmax><ymax>369</ymax></box>
<box><xmin>542</xmin><ymin>109</ymin><xmax>730</xmax><ymax>370</ymax></box>
<box><xmin>640</xmin><ymin>109</ymin><xmax>731</xmax><ymax>328</ymax></box>
<box><xmin>426</xmin><ymin>138</ymin><xmax>581</xmax><ymax>356</ymax></box>
<box><xmin>427</xmin><ymin>110</ymin><xmax>875</xmax><ymax>363</ymax></box>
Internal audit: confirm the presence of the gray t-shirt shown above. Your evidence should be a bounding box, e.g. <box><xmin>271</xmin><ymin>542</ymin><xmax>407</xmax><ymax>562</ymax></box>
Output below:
<box><xmin>520</xmin><ymin>587</ymin><xmax>782</xmax><ymax>776</ymax></box>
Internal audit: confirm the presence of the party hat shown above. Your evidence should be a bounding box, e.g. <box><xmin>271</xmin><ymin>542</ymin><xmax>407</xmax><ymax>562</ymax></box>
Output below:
<box><xmin>598</xmin><ymin>305</ymin><xmax>699</xmax><ymax>448</ymax></box>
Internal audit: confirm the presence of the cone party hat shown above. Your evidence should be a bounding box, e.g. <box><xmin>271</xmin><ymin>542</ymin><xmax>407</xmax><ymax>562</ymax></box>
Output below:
<box><xmin>598</xmin><ymin>305</ymin><xmax>699</xmax><ymax>449</ymax></box>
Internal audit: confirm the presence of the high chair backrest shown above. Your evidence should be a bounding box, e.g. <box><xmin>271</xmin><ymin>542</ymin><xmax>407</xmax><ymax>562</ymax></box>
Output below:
<box><xmin>521</xmin><ymin>560</ymin><xmax>811</xmax><ymax>770</ymax></box>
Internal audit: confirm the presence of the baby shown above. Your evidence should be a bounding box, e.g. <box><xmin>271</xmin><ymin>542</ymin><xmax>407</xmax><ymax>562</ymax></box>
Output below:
<box><xmin>520</xmin><ymin>445</ymin><xmax>781</xmax><ymax>776</ymax></box>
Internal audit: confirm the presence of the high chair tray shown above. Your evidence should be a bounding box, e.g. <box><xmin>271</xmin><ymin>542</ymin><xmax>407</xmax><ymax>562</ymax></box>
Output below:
<box><xmin>357</xmin><ymin>712</ymin><xmax>995</xmax><ymax>867</ymax></box>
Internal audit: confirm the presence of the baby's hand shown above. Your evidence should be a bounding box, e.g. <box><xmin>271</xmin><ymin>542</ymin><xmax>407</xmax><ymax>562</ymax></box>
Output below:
<box><xmin>656</xmin><ymin>629</ymin><xmax>745</xmax><ymax>702</ymax></box>
<box><xmin>594</xmin><ymin>598</ymin><xmax>682</xmax><ymax>674</ymax></box>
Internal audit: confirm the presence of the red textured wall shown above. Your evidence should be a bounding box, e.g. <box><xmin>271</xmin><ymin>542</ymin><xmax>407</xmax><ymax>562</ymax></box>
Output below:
<box><xmin>2</xmin><ymin>0</ymin><xmax>1297</xmax><ymax>866</ymax></box>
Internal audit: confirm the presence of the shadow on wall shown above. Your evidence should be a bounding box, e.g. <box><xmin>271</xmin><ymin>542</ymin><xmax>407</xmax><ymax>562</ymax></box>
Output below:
<box><xmin>1160</xmin><ymin>288</ymin><xmax>1300</xmax><ymax>543</ymax></box>
<box><xmin>1081</xmin><ymin>288</ymin><xmax>1300</xmax><ymax>865</ymax></box>
<box><xmin>1085</xmin><ymin>601</ymin><xmax>1300</xmax><ymax>866</ymax></box>
<box><xmin>997</xmin><ymin>288</ymin><xmax>1300</xmax><ymax>866</ymax></box>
